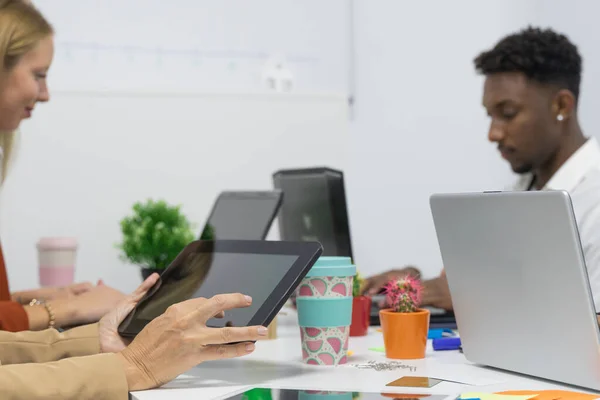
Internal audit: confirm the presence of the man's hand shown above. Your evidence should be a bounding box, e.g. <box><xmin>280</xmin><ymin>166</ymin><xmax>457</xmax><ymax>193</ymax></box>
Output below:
<box><xmin>422</xmin><ymin>271</ymin><xmax>453</xmax><ymax>311</ymax></box>
<box><xmin>362</xmin><ymin>267</ymin><xmax>421</xmax><ymax>295</ymax></box>
<box><xmin>364</xmin><ymin>268</ymin><xmax>454</xmax><ymax>311</ymax></box>
<box><xmin>99</xmin><ymin>273</ymin><xmax>160</xmax><ymax>353</ymax></box>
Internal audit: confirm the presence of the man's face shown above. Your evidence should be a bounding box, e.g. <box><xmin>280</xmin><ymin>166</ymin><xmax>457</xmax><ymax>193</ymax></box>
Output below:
<box><xmin>482</xmin><ymin>72</ymin><xmax>561</xmax><ymax>174</ymax></box>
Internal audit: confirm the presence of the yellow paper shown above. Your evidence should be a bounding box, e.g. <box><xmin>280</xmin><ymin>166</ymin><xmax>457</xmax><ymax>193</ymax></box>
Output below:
<box><xmin>460</xmin><ymin>392</ymin><xmax>538</xmax><ymax>400</ymax></box>
<box><xmin>499</xmin><ymin>390</ymin><xmax>597</xmax><ymax>400</ymax></box>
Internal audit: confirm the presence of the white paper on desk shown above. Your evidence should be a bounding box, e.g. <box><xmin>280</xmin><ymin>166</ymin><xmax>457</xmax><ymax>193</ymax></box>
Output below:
<box><xmin>428</xmin><ymin>363</ymin><xmax>508</xmax><ymax>386</ymax></box>
<box><xmin>130</xmin><ymin>383</ymin><xmax>252</xmax><ymax>400</ymax></box>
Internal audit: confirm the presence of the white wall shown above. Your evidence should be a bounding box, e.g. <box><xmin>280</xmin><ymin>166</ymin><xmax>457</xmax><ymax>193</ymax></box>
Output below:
<box><xmin>346</xmin><ymin>0</ymin><xmax>536</xmax><ymax>278</ymax></box>
<box><xmin>530</xmin><ymin>0</ymin><xmax>600</xmax><ymax>144</ymax></box>
<box><xmin>5</xmin><ymin>0</ymin><xmax>600</xmax><ymax>293</ymax></box>
<box><xmin>34</xmin><ymin>0</ymin><xmax>351</xmax><ymax>93</ymax></box>
<box><xmin>1</xmin><ymin>92</ymin><xmax>348</xmax><ymax>293</ymax></box>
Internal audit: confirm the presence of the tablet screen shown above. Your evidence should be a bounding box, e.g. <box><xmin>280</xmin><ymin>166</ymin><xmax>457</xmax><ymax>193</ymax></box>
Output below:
<box><xmin>133</xmin><ymin>251</ymin><xmax>299</xmax><ymax>327</ymax></box>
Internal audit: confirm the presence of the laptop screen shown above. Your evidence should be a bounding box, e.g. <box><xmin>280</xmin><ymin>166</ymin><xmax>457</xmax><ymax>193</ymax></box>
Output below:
<box><xmin>200</xmin><ymin>192</ymin><xmax>281</xmax><ymax>240</ymax></box>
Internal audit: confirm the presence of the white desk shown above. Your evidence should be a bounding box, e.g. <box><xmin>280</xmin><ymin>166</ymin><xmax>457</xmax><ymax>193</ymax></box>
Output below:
<box><xmin>131</xmin><ymin>311</ymin><xmax>598</xmax><ymax>400</ymax></box>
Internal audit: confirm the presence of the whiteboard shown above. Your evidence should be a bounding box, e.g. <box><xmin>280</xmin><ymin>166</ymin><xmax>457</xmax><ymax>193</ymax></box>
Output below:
<box><xmin>0</xmin><ymin>91</ymin><xmax>349</xmax><ymax>293</ymax></box>
<box><xmin>33</xmin><ymin>0</ymin><xmax>351</xmax><ymax>94</ymax></box>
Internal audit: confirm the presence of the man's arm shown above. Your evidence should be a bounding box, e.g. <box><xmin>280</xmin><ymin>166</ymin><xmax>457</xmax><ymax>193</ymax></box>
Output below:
<box><xmin>362</xmin><ymin>267</ymin><xmax>454</xmax><ymax>311</ymax></box>
<box><xmin>0</xmin><ymin>323</ymin><xmax>100</xmax><ymax>365</ymax></box>
<box><xmin>0</xmin><ymin>353</ymin><xmax>128</xmax><ymax>400</ymax></box>
<box><xmin>362</xmin><ymin>266</ymin><xmax>422</xmax><ymax>295</ymax></box>
<box><xmin>421</xmin><ymin>269</ymin><xmax>453</xmax><ymax>311</ymax></box>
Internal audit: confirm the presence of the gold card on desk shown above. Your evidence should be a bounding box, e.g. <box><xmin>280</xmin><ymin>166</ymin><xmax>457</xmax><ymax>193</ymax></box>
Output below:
<box><xmin>385</xmin><ymin>376</ymin><xmax>443</xmax><ymax>388</ymax></box>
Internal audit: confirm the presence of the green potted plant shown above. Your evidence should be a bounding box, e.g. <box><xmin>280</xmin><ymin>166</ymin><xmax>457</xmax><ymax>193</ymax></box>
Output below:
<box><xmin>349</xmin><ymin>271</ymin><xmax>372</xmax><ymax>336</ymax></box>
<box><xmin>379</xmin><ymin>275</ymin><xmax>430</xmax><ymax>359</ymax></box>
<box><xmin>117</xmin><ymin>199</ymin><xmax>196</xmax><ymax>279</ymax></box>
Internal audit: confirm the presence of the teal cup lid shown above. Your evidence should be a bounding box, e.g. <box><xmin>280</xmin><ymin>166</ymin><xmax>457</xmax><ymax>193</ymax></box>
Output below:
<box><xmin>305</xmin><ymin>256</ymin><xmax>356</xmax><ymax>278</ymax></box>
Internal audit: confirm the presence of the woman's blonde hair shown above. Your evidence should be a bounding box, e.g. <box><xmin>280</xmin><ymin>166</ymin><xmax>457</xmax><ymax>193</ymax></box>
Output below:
<box><xmin>0</xmin><ymin>0</ymin><xmax>53</xmax><ymax>182</ymax></box>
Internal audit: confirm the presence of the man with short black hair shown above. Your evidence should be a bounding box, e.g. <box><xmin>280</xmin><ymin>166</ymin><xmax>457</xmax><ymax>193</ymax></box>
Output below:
<box><xmin>364</xmin><ymin>26</ymin><xmax>600</xmax><ymax>311</ymax></box>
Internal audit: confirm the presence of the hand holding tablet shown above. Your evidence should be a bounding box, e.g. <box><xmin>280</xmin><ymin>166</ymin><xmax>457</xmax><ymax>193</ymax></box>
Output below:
<box><xmin>118</xmin><ymin>240</ymin><xmax>323</xmax><ymax>340</ymax></box>
<box><xmin>117</xmin><ymin>292</ymin><xmax>268</xmax><ymax>391</ymax></box>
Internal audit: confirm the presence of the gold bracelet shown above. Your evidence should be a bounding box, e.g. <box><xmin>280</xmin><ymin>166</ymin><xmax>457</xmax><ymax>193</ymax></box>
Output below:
<box><xmin>29</xmin><ymin>299</ymin><xmax>56</xmax><ymax>329</ymax></box>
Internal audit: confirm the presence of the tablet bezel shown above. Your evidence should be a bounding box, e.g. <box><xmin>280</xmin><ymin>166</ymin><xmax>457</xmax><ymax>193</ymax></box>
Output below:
<box><xmin>200</xmin><ymin>190</ymin><xmax>283</xmax><ymax>240</ymax></box>
<box><xmin>118</xmin><ymin>239</ymin><xmax>322</xmax><ymax>338</ymax></box>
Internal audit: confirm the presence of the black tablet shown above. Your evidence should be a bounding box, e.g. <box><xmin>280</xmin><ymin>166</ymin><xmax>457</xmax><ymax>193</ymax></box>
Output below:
<box><xmin>118</xmin><ymin>240</ymin><xmax>323</xmax><ymax>337</ymax></box>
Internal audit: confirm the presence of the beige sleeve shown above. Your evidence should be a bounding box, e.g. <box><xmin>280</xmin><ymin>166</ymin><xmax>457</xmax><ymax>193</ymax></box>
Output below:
<box><xmin>0</xmin><ymin>353</ymin><xmax>129</xmax><ymax>400</ymax></box>
<box><xmin>0</xmin><ymin>323</ymin><xmax>100</xmax><ymax>365</ymax></box>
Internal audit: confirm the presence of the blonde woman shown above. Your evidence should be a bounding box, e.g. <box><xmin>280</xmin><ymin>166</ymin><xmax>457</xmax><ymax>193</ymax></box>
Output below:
<box><xmin>0</xmin><ymin>1</ymin><xmax>266</xmax><ymax>398</ymax></box>
<box><xmin>0</xmin><ymin>2</ymin><xmax>126</xmax><ymax>332</ymax></box>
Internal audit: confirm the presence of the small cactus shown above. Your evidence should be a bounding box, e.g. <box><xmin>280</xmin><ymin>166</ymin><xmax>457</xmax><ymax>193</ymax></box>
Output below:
<box><xmin>384</xmin><ymin>275</ymin><xmax>423</xmax><ymax>313</ymax></box>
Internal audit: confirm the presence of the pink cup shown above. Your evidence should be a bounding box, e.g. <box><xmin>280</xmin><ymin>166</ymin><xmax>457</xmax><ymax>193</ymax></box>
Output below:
<box><xmin>37</xmin><ymin>237</ymin><xmax>77</xmax><ymax>287</ymax></box>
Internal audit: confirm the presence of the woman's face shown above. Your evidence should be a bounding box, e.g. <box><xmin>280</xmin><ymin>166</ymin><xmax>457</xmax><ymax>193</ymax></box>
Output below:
<box><xmin>0</xmin><ymin>35</ymin><xmax>53</xmax><ymax>131</ymax></box>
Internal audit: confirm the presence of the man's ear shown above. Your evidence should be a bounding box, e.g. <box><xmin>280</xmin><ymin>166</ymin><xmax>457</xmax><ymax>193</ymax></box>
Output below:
<box><xmin>552</xmin><ymin>89</ymin><xmax>576</xmax><ymax>121</ymax></box>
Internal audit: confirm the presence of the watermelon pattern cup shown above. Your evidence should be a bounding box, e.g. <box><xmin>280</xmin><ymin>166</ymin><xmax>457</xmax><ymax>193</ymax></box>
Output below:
<box><xmin>295</xmin><ymin>257</ymin><xmax>355</xmax><ymax>366</ymax></box>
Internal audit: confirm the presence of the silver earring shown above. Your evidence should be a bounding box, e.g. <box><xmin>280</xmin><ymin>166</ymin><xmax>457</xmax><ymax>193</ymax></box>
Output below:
<box><xmin>557</xmin><ymin>114</ymin><xmax>564</xmax><ymax>121</ymax></box>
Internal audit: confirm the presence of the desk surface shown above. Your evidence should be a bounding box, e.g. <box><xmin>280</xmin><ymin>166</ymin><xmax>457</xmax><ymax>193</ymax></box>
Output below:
<box><xmin>131</xmin><ymin>310</ymin><xmax>598</xmax><ymax>400</ymax></box>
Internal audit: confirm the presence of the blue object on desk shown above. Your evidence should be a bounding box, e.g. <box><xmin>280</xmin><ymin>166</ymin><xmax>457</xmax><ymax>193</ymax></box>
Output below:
<box><xmin>428</xmin><ymin>328</ymin><xmax>455</xmax><ymax>339</ymax></box>
<box><xmin>432</xmin><ymin>336</ymin><xmax>461</xmax><ymax>351</ymax></box>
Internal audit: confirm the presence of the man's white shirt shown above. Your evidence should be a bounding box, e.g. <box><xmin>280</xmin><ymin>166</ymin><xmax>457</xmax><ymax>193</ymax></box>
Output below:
<box><xmin>508</xmin><ymin>137</ymin><xmax>600</xmax><ymax>310</ymax></box>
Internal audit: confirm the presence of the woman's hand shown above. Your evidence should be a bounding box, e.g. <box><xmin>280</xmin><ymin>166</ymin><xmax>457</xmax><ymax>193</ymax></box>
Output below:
<box><xmin>65</xmin><ymin>282</ymin><xmax>127</xmax><ymax>326</ymax></box>
<box><xmin>63</xmin><ymin>281</ymin><xmax>95</xmax><ymax>297</ymax></box>
<box><xmin>12</xmin><ymin>281</ymin><xmax>94</xmax><ymax>304</ymax></box>
<box><xmin>117</xmin><ymin>293</ymin><xmax>268</xmax><ymax>391</ymax></box>
<box><xmin>99</xmin><ymin>273</ymin><xmax>160</xmax><ymax>353</ymax></box>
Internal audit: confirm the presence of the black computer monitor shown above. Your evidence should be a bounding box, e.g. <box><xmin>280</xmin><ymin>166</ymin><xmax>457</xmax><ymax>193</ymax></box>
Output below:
<box><xmin>272</xmin><ymin>167</ymin><xmax>353</xmax><ymax>258</ymax></box>
<box><xmin>199</xmin><ymin>191</ymin><xmax>283</xmax><ymax>240</ymax></box>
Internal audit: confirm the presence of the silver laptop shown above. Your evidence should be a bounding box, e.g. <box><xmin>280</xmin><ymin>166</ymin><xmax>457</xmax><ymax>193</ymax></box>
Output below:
<box><xmin>429</xmin><ymin>190</ymin><xmax>600</xmax><ymax>390</ymax></box>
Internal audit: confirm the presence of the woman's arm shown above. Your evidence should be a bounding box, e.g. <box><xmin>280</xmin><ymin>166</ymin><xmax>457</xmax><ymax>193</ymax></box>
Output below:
<box><xmin>24</xmin><ymin>298</ymin><xmax>78</xmax><ymax>331</ymax></box>
<box><xmin>0</xmin><ymin>353</ymin><xmax>128</xmax><ymax>400</ymax></box>
<box><xmin>12</xmin><ymin>287</ymin><xmax>61</xmax><ymax>304</ymax></box>
<box><xmin>0</xmin><ymin>302</ymin><xmax>29</xmax><ymax>331</ymax></box>
<box><xmin>0</xmin><ymin>323</ymin><xmax>100</xmax><ymax>364</ymax></box>
<box><xmin>0</xmin><ymin>298</ymin><xmax>77</xmax><ymax>332</ymax></box>
<box><xmin>3</xmin><ymin>284</ymin><xmax>126</xmax><ymax>332</ymax></box>
<box><xmin>0</xmin><ymin>291</ymin><xmax>266</xmax><ymax>398</ymax></box>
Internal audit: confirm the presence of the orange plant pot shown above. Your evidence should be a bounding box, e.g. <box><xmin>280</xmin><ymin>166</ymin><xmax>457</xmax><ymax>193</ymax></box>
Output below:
<box><xmin>379</xmin><ymin>308</ymin><xmax>430</xmax><ymax>359</ymax></box>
